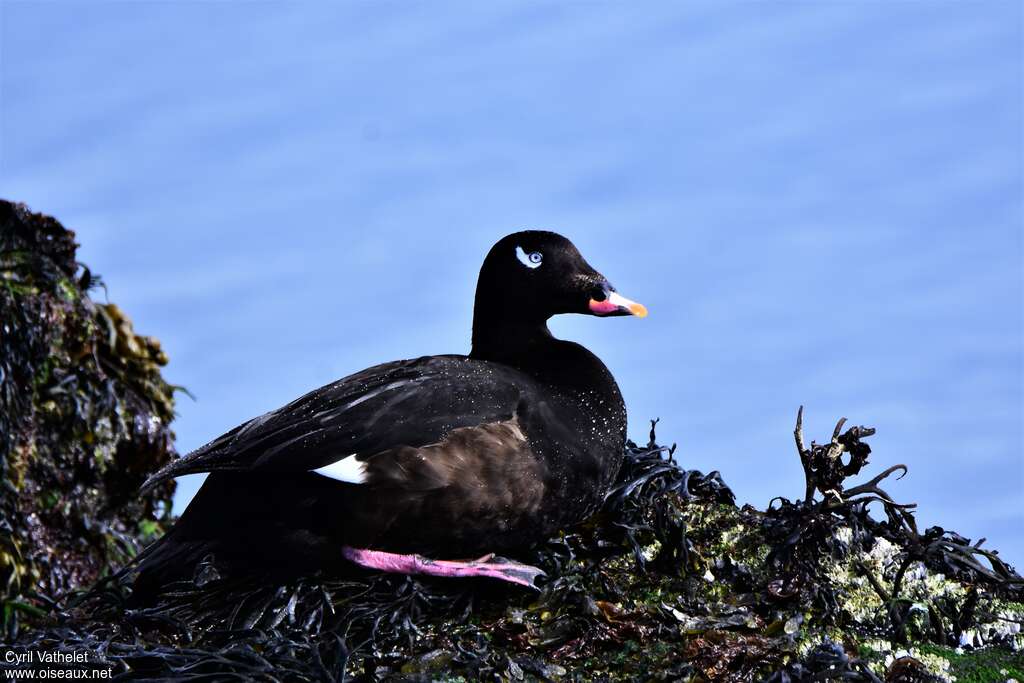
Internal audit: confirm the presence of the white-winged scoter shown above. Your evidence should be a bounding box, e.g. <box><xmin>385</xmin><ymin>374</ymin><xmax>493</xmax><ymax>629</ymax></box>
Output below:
<box><xmin>134</xmin><ymin>231</ymin><xmax>646</xmax><ymax>596</ymax></box>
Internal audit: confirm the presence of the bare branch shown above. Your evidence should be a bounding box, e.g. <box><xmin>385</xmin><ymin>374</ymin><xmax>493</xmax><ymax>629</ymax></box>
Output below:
<box><xmin>794</xmin><ymin>406</ymin><xmax>816</xmax><ymax>505</ymax></box>
<box><xmin>843</xmin><ymin>465</ymin><xmax>908</xmax><ymax>499</ymax></box>
<box><xmin>831</xmin><ymin>417</ymin><xmax>847</xmax><ymax>443</ymax></box>
<box><xmin>794</xmin><ymin>405</ymin><xmax>806</xmax><ymax>456</ymax></box>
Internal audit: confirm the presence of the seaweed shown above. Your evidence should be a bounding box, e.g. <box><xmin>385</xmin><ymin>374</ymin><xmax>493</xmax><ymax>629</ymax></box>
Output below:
<box><xmin>7</xmin><ymin>417</ymin><xmax>1018</xmax><ymax>681</ymax></box>
<box><xmin>2</xmin><ymin>202</ymin><xmax>1022</xmax><ymax>682</ymax></box>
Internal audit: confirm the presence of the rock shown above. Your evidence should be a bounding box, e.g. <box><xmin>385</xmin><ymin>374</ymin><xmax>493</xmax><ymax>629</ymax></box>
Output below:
<box><xmin>0</xmin><ymin>200</ymin><xmax>178</xmax><ymax>639</ymax></box>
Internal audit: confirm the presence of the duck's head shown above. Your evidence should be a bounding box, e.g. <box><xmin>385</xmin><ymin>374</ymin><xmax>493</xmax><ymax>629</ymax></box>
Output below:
<box><xmin>474</xmin><ymin>231</ymin><xmax>647</xmax><ymax>324</ymax></box>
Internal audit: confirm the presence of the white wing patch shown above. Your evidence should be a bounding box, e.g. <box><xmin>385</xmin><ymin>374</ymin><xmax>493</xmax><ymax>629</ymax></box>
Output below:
<box><xmin>313</xmin><ymin>455</ymin><xmax>368</xmax><ymax>484</ymax></box>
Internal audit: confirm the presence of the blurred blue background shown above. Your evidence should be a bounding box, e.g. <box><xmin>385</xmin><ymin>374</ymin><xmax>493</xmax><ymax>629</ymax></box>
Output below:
<box><xmin>2</xmin><ymin>3</ymin><xmax>1021</xmax><ymax>565</ymax></box>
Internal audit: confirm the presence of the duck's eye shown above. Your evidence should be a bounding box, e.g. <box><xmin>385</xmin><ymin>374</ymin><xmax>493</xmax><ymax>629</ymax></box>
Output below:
<box><xmin>515</xmin><ymin>246</ymin><xmax>543</xmax><ymax>269</ymax></box>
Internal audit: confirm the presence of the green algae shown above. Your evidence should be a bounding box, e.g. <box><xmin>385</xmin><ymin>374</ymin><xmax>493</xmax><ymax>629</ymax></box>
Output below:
<box><xmin>918</xmin><ymin>644</ymin><xmax>1023</xmax><ymax>683</ymax></box>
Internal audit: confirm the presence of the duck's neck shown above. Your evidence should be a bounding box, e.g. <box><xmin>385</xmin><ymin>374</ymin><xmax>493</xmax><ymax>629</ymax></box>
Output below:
<box><xmin>470</xmin><ymin>316</ymin><xmax>553</xmax><ymax>366</ymax></box>
<box><xmin>470</xmin><ymin>313</ymin><xmax>615</xmax><ymax>395</ymax></box>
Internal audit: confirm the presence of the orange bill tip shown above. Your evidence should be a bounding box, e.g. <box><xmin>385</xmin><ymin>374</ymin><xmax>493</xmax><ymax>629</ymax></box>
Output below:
<box><xmin>588</xmin><ymin>291</ymin><xmax>648</xmax><ymax>318</ymax></box>
<box><xmin>627</xmin><ymin>301</ymin><xmax>648</xmax><ymax>318</ymax></box>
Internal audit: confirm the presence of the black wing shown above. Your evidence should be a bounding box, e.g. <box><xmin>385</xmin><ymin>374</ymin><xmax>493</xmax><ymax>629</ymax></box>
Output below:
<box><xmin>141</xmin><ymin>355</ymin><xmax>523</xmax><ymax>491</ymax></box>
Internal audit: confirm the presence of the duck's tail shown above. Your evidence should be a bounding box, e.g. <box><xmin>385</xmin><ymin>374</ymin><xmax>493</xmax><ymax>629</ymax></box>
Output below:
<box><xmin>128</xmin><ymin>471</ymin><xmax>350</xmax><ymax>605</ymax></box>
<box><xmin>128</xmin><ymin>528</ymin><xmax>218</xmax><ymax>606</ymax></box>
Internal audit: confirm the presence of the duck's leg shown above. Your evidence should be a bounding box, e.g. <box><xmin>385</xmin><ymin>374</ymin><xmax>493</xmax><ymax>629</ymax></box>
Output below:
<box><xmin>341</xmin><ymin>546</ymin><xmax>544</xmax><ymax>588</ymax></box>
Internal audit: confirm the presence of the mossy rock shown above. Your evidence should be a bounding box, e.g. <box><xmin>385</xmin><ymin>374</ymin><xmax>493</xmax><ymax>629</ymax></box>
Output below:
<box><xmin>0</xmin><ymin>200</ymin><xmax>177</xmax><ymax>639</ymax></box>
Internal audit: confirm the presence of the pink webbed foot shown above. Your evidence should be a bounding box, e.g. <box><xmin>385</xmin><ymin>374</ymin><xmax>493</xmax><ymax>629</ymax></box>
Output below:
<box><xmin>341</xmin><ymin>546</ymin><xmax>545</xmax><ymax>589</ymax></box>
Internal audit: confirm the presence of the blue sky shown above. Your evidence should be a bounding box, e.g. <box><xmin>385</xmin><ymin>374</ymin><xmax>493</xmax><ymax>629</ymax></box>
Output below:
<box><xmin>2</xmin><ymin>2</ymin><xmax>1021</xmax><ymax>566</ymax></box>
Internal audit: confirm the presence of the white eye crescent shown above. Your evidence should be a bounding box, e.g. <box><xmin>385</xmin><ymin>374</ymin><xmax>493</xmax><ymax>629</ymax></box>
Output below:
<box><xmin>516</xmin><ymin>246</ymin><xmax>543</xmax><ymax>269</ymax></box>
